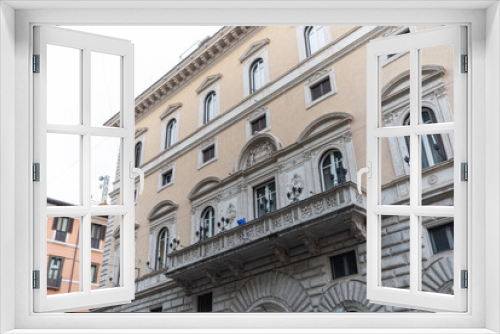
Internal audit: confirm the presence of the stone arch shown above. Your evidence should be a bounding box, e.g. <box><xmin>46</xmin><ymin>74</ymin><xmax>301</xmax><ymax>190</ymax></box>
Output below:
<box><xmin>318</xmin><ymin>279</ymin><xmax>384</xmax><ymax>312</ymax></box>
<box><xmin>229</xmin><ymin>271</ymin><xmax>313</xmax><ymax>312</ymax></box>
<box><xmin>187</xmin><ymin>176</ymin><xmax>222</xmax><ymax>201</ymax></box>
<box><xmin>296</xmin><ymin>112</ymin><xmax>352</xmax><ymax>144</ymax></box>
<box><xmin>421</xmin><ymin>255</ymin><xmax>454</xmax><ymax>293</ymax></box>
<box><xmin>147</xmin><ymin>200</ymin><xmax>178</xmax><ymax>220</ymax></box>
<box><xmin>234</xmin><ymin>133</ymin><xmax>282</xmax><ymax>172</ymax></box>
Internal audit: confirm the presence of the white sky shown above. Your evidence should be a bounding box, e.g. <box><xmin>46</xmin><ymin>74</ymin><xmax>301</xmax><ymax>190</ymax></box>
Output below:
<box><xmin>47</xmin><ymin>26</ymin><xmax>223</xmax><ymax>205</ymax></box>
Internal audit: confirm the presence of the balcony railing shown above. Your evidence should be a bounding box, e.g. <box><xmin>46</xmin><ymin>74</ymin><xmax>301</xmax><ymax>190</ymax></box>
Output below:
<box><xmin>167</xmin><ymin>182</ymin><xmax>366</xmax><ymax>274</ymax></box>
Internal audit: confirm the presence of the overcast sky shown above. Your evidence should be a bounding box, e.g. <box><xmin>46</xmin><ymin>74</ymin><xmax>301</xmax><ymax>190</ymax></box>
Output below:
<box><xmin>48</xmin><ymin>26</ymin><xmax>223</xmax><ymax>205</ymax></box>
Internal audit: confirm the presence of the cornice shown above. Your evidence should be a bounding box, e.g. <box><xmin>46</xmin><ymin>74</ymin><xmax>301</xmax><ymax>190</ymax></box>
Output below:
<box><xmin>106</xmin><ymin>26</ymin><xmax>262</xmax><ymax>127</ymax></box>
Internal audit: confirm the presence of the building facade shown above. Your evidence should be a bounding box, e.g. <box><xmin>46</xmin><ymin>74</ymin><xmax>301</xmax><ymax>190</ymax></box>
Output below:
<box><xmin>46</xmin><ymin>198</ymin><xmax>107</xmax><ymax>297</ymax></box>
<box><xmin>97</xmin><ymin>25</ymin><xmax>455</xmax><ymax>312</ymax></box>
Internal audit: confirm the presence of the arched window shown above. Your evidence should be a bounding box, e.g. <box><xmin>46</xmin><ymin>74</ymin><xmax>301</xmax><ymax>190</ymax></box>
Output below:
<box><xmin>250</xmin><ymin>58</ymin><xmax>265</xmax><ymax>94</ymax></box>
<box><xmin>403</xmin><ymin>108</ymin><xmax>447</xmax><ymax>169</ymax></box>
<box><xmin>134</xmin><ymin>142</ymin><xmax>142</xmax><ymax>168</ymax></box>
<box><xmin>320</xmin><ymin>150</ymin><xmax>347</xmax><ymax>191</ymax></box>
<box><xmin>204</xmin><ymin>91</ymin><xmax>216</xmax><ymax>124</ymax></box>
<box><xmin>199</xmin><ymin>207</ymin><xmax>215</xmax><ymax>240</ymax></box>
<box><xmin>165</xmin><ymin>119</ymin><xmax>177</xmax><ymax>149</ymax></box>
<box><xmin>156</xmin><ymin>228</ymin><xmax>168</xmax><ymax>270</ymax></box>
<box><xmin>305</xmin><ymin>26</ymin><xmax>325</xmax><ymax>57</ymax></box>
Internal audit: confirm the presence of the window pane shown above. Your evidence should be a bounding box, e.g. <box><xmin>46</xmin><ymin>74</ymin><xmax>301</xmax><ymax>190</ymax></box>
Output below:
<box><xmin>422</xmin><ymin>218</ymin><xmax>454</xmax><ymax>295</ymax></box>
<box><xmin>91</xmin><ymin>136</ymin><xmax>121</xmax><ymax>205</ymax></box>
<box><xmin>91</xmin><ymin>52</ymin><xmax>121</xmax><ymax>127</ymax></box>
<box><xmin>46</xmin><ymin>216</ymin><xmax>81</xmax><ymax>295</ymax></box>
<box><xmin>420</xmin><ymin>133</ymin><xmax>453</xmax><ymax>206</ymax></box>
<box><xmin>47</xmin><ymin>133</ymin><xmax>81</xmax><ymax>205</ymax></box>
<box><xmin>380</xmin><ymin>215</ymin><xmax>410</xmax><ymax>290</ymax></box>
<box><xmin>380</xmin><ymin>51</ymin><xmax>410</xmax><ymax>127</ymax></box>
<box><xmin>91</xmin><ymin>215</ymin><xmax>121</xmax><ymax>292</ymax></box>
<box><xmin>380</xmin><ymin>137</ymin><xmax>410</xmax><ymax>205</ymax></box>
<box><xmin>47</xmin><ymin>44</ymin><xmax>81</xmax><ymax>125</ymax></box>
<box><xmin>420</xmin><ymin>45</ymin><xmax>454</xmax><ymax>124</ymax></box>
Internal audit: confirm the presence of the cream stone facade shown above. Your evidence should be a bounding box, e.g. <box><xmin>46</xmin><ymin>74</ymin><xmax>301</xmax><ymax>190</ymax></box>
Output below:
<box><xmin>97</xmin><ymin>25</ymin><xmax>455</xmax><ymax>313</ymax></box>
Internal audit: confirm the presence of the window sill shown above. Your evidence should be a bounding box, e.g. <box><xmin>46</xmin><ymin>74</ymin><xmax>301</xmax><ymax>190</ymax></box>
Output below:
<box><xmin>157</xmin><ymin>182</ymin><xmax>174</xmax><ymax>193</ymax></box>
<box><xmin>306</xmin><ymin>90</ymin><xmax>337</xmax><ymax>110</ymax></box>
<box><xmin>198</xmin><ymin>157</ymin><xmax>218</xmax><ymax>170</ymax></box>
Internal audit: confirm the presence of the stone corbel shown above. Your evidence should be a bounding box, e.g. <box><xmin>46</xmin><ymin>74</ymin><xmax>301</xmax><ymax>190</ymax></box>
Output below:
<box><xmin>173</xmin><ymin>278</ymin><xmax>191</xmax><ymax>294</ymax></box>
<box><xmin>269</xmin><ymin>243</ymin><xmax>290</xmax><ymax>264</ymax></box>
<box><xmin>298</xmin><ymin>233</ymin><xmax>320</xmax><ymax>255</ymax></box>
<box><xmin>226</xmin><ymin>261</ymin><xmax>244</xmax><ymax>278</ymax></box>
<box><xmin>344</xmin><ymin>215</ymin><xmax>366</xmax><ymax>242</ymax></box>
<box><xmin>203</xmin><ymin>268</ymin><xmax>219</xmax><ymax>284</ymax></box>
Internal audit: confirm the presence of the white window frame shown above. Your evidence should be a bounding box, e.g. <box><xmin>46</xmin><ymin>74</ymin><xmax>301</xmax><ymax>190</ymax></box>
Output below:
<box><xmin>1</xmin><ymin>3</ymin><xmax>497</xmax><ymax>334</ymax></box>
<box><xmin>296</xmin><ymin>26</ymin><xmax>332</xmax><ymax>61</ymax></box>
<box><xmin>304</xmin><ymin>68</ymin><xmax>338</xmax><ymax>109</ymax></box>
<box><xmin>32</xmin><ymin>26</ymin><xmax>137</xmax><ymax>313</ymax></box>
<box><xmin>161</xmin><ymin>112</ymin><xmax>179</xmax><ymax>151</ymax></box>
<box><xmin>365</xmin><ymin>26</ymin><xmax>467</xmax><ymax>312</ymax></box>
<box><xmin>241</xmin><ymin>43</ymin><xmax>271</xmax><ymax>97</ymax></box>
<box><xmin>198</xmin><ymin>138</ymin><xmax>218</xmax><ymax>169</ymax></box>
<box><xmin>245</xmin><ymin>107</ymin><xmax>271</xmax><ymax>140</ymax></box>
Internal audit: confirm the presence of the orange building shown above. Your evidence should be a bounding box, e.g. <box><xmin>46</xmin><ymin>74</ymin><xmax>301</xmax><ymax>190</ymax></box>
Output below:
<box><xmin>46</xmin><ymin>198</ymin><xmax>107</xmax><ymax>295</ymax></box>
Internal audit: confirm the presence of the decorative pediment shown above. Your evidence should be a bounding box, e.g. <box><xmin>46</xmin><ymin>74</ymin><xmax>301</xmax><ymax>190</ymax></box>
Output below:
<box><xmin>135</xmin><ymin>127</ymin><xmax>148</xmax><ymax>138</ymax></box>
<box><xmin>147</xmin><ymin>200</ymin><xmax>178</xmax><ymax>220</ymax></box>
<box><xmin>297</xmin><ymin>112</ymin><xmax>353</xmax><ymax>143</ymax></box>
<box><xmin>188</xmin><ymin>177</ymin><xmax>222</xmax><ymax>200</ymax></box>
<box><xmin>113</xmin><ymin>221</ymin><xmax>140</xmax><ymax>238</ymax></box>
<box><xmin>238</xmin><ymin>38</ymin><xmax>270</xmax><ymax>63</ymax></box>
<box><xmin>195</xmin><ymin>74</ymin><xmax>222</xmax><ymax>94</ymax></box>
<box><xmin>235</xmin><ymin>133</ymin><xmax>281</xmax><ymax>172</ymax></box>
<box><xmin>308</xmin><ymin>69</ymin><xmax>329</xmax><ymax>83</ymax></box>
<box><xmin>159</xmin><ymin>102</ymin><xmax>182</xmax><ymax>120</ymax></box>
<box><xmin>381</xmin><ymin>64</ymin><xmax>445</xmax><ymax>102</ymax></box>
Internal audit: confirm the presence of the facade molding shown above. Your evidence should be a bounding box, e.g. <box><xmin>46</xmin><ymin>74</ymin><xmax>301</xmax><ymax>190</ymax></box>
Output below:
<box><xmin>229</xmin><ymin>271</ymin><xmax>313</xmax><ymax>312</ymax></box>
<box><xmin>147</xmin><ymin>200</ymin><xmax>179</xmax><ymax>220</ymax></box>
<box><xmin>159</xmin><ymin>102</ymin><xmax>182</xmax><ymax>120</ymax></box>
<box><xmin>188</xmin><ymin>176</ymin><xmax>222</xmax><ymax>201</ymax></box>
<box><xmin>133</xmin><ymin>26</ymin><xmax>385</xmax><ymax>179</ymax></box>
<box><xmin>238</xmin><ymin>38</ymin><xmax>270</xmax><ymax>63</ymax></box>
<box><xmin>195</xmin><ymin>73</ymin><xmax>222</xmax><ymax>94</ymax></box>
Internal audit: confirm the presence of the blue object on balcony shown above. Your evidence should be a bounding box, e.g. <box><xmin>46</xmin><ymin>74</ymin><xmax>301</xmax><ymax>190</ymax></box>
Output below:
<box><xmin>237</xmin><ymin>218</ymin><xmax>246</xmax><ymax>226</ymax></box>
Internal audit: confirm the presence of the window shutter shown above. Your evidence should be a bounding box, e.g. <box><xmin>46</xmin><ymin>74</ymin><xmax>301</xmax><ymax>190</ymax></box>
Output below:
<box><xmin>67</xmin><ymin>218</ymin><xmax>74</xmax><ymax>233</ymax></box>
<box><xmin>100</xmin><ymin>225</ymin><xmax>107</xmax><ymax>240</ymax></box>
<box><xmin>52</xmin><ymin>217</ymin><xmax>58</xmax><ymax>230</ymax></box>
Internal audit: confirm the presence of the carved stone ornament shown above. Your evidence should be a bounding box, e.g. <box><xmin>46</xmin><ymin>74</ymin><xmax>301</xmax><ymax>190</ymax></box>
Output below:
<box><xmin>288</xmin><ymin>173</ymin><xmax>304</xmax><ymax>192</ymax></box>
<box><xmin>246</xmin><ymin>141</ymin><xmax>276</xmax><ymax>168</ymax></box>
<box><xmin>225</xmin><ymin>203</ymin><xmax>237</xmax><ymax>222</ymax></box>
<box><xmin>270</xmin><ymin>243</ymin><xmax>290</xmax><ymax>264</ymax></box>
<box><xmin>298</xmin><ymin>233</ymin><xmax>320</xmax><ymax>255</ymax></box>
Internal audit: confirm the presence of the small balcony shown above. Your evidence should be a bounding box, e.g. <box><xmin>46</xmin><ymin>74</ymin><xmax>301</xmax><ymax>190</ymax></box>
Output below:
<box><xmin>166</xmin><ymin>182</ymin><xmax>366</xmax><ymax>284</ymax></box>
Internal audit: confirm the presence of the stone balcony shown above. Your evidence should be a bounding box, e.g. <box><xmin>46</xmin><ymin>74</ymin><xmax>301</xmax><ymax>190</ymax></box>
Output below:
<box><xmin>165</xmin><ymin>182</ymin><xmax>366</xmax><ymax>284</ymax></box>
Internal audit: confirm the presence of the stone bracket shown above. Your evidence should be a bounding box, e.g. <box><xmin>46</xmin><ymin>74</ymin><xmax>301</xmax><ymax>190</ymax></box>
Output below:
<box><xmin>174</xmin><ymin>278</ymin><xmax>191</xmax><ymax>294</ymax></box>
<box><xmin>344</xmin><ymin>214</ymin><xmax>366</xmax><ymax>241</ymax></box>
<box><xmin>203</xmin><ymin>268</ymin><xmax>220</xmax><ymax>284</ymax></box>
<box><xmin>298</xmin><ymin>233</ymin><xmax>320</xmax><ymax>255</ymax></box>
<box><xmin>226</xmin><ymin>261</ymin><xmax>244</xmax><ymax>278</ymax></box>
<box><xmin>269</xmin><ymin>243</ymin><xmax>290</xmax><ymax>264</ymax></box>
